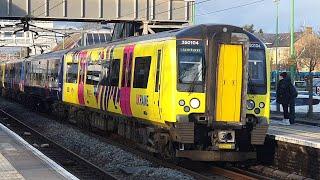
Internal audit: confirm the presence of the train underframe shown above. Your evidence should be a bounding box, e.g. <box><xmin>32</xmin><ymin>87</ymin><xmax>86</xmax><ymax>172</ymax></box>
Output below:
<box><xmin>2</xmin><ymin>89</ymin><xmax>268</xmax><ymax>162</ymax></box>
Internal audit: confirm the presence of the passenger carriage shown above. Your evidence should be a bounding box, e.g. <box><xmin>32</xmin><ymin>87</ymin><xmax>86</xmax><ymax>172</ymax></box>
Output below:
<box><xmin>1</xmin><ymin>24</ymin><xmax>270</xmax><ymax>161</ymax></box>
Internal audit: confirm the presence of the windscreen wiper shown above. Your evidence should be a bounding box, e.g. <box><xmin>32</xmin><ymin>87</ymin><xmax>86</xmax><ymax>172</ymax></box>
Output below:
<box><xmin>248</xmin><ymin>73</ymin><xmax>256</xmax><ymax>94</ymax></box>
<box><xmin>188</xmin><ymin>71</ymin><xmax>201</xmax><ymax>93</ymax></box>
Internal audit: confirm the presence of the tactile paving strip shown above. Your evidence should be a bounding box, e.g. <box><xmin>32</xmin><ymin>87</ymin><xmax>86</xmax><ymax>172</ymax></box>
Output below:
<box><xmin>0</xmin><ymin>153</ymin><xmax>24</xmax><ymax>180</ymax></box>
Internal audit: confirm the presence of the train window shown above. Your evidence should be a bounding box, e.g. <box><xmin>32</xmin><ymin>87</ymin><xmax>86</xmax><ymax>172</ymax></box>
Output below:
<box><xmin>248</xmin><ymin>49</ymin><xmax>266</xmax><ymax>85</ymax></box>
<box><xmin>86</xmin><ymin>61</ymin><xmax>102</xmax><ymax>85</ymax></box>
<box><xmin>66</xmin><ymin>63</ymin><xmax>78</xmax><ymax>83</ymax></box>
<box><xmin>46</xmin><ymin>60</ymin><xmax>58</xmax><ymax>88</ymax></box>
<box><xmin>155</xmin><ymin>50</ymin><xmax>161</xmax><ymax>92</ymax></box>
<box><xmin>98</xmin><ymin>61</ymin><xmax>109</xmax><ymax>86</ymax></box>
<box><xmin>109</xmin><ymin>60</ymin><xmax>120</xmax><ymax>86</ymax></box>
<box><xmin>35</xmin><ymin>73</ymin><xmax>41</xmax><ymax>86</ymax></box>
<box><xmin>133</xmin><ymin>56</ymin><xmax>151</xmax><ymax>89</ymax></box>
<box><xmin>121</xmin><ymin>53</ymin><xmax>128</xmax><ymax>87</ymax></box>
<box><xmin>178</xmin><ymin>47</ymin><xmax>203</xmax><ymax>84</ymax></box>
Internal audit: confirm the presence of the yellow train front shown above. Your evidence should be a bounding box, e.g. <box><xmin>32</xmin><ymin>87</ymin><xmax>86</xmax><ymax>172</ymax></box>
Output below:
<box><xmin>61</xmin><ymin>24</ymin><xmax>269</xmax><ymax>161</ymax></box>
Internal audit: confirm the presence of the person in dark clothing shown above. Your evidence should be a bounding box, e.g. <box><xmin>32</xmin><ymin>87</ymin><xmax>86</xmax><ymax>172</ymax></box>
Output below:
<box><xmin>276</xmin><ymin>72</ymin><xmax>298</xmax><ymax>125</ymax></box>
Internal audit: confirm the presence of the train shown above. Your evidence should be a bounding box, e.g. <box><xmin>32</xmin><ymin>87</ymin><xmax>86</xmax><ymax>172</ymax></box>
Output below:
<box><xmin>0</xmin><ymin>24</ymin><xmax>270</xmax><ymax>162</ymax></box>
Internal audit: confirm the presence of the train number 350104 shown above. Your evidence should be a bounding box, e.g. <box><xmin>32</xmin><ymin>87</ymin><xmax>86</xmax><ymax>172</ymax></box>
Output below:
<box><xmin>181</xmin><ymin>40</ymin><xmax>200</xmax><ymax>45</ymax></box>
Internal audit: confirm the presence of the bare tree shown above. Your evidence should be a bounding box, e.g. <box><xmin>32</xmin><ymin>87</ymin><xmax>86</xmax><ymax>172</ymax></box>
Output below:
<box><xmin>243</xmin><ymin>24</ymin><xmax>255</xmax><ymax>33</ymax></box>
<box><xmin>296</xmin><ymin>32</ymin><xmax>320</xmax><ymax>117</ymax></box>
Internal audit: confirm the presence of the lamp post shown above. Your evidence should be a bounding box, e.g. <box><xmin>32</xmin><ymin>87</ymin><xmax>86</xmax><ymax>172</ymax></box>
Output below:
<box><xmin>290</xmin><ymin>0</ymin><xmax>296</xmax><ymax>81</ymax></box>
<box><xmin>274</xmin><ymin>0</ymin><xmax>280</xmax><ymax>112</ymax></box>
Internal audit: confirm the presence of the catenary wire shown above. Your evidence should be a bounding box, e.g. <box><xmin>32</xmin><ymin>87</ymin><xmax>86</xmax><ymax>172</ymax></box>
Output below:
<box><xmin>196</xmin><ymin>0</ymin><xmax>266</xmax><ymax>16</ymax></box>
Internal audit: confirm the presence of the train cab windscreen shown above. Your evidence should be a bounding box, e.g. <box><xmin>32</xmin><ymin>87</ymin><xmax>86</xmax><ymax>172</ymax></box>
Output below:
<box><xmin>177</xmin><ymin>40</ymin><xmax>204</xmax><ymax>92</ymax></box>
<box><xmin>248</xmin><ymin>49</ymin><xmax>267</xmax><ymax>94</ymax></box>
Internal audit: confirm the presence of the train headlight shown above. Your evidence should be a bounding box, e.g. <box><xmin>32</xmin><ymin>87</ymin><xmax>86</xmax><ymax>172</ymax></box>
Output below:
<box><xmin>254</xmin><ymin>108</ymin><xmax>261</xmax><ymax>114</ymax></box>
<box><xmin>246</xmin><ymin>100</ymin><xmax>255</xmax><ymax>110</ymax></box>
<box><xmin>184</xmin><ymin>106</ymin><xmax>190</xmax><ymax>112</ymax></box>
<box><xmin>190</xmin><ymin>98</ymin><xmax>200</xmax><ymax>109</ymax></box>
<box><xmin>179</xmin><ymin>100</ymin><xmax>185</xmax><ymax>106</ymax></box>
<box><xmin>259</xmin><ymin>102</ymin><xmax>265</xmax><ymax>108</ymax></box>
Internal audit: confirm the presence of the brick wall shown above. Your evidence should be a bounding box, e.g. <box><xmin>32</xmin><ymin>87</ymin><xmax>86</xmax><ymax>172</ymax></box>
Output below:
<box><xmin>258</xmin><ymin>135</ymin><xmax>320</xmax><ymax>179</ymax></box>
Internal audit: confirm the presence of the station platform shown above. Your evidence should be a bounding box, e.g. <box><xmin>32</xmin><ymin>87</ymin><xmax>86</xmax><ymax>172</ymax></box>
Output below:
<box><xmin>271</xmin><ymin>112</ymin><xmax>320</xmax><ymax>126</ymax></box>
<box><xmin>0</xmin><ymin>123</ymin><xmax>78</xmax><ymax>180</ymax></box>
<box><xmin>268</xmin><ymin>119</ymin><xmax>320</xmax><ymax>149</ymax></box>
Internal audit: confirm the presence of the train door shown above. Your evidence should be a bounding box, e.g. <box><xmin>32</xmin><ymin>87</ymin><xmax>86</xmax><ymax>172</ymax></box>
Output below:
<box><xmin>57</xmin><ymin>57</ymin><xmax>64</xmax><ymax>101</ymax></box>
<box><xmin>153</xmin><ymin>47</ymin><xmax>163</xmax><ymax>121</ymax></box>
<box><xmin>106</xmin><ymin>47</ymin><xmax>122</xmax><ymax>115</ymax></box>
<box><xmin>215</xmin><ymin>44</ymin><xmax>243</xmax><ymax>122</ymax></box>
<box><xmin>4</xmin><ymin>64</ymin><xmax>11</xmax><ymax>89</ymax></box>
<box><xmin>13</xmin><ymin>63</ymin><xmax>19</xmax><ymax>91</ymax></box>
<box><xmin>24</xmin><ymin>61</ymin><xmax>31</xmax><ymax>92</ymax></box>
<box><xmin>20</xmin><ymin>61</ymin><xmax>25</xmax><ymax>92</ymax></box>
<box><xmin>119</xmin><ymin>45</ymin><xmax>134</xmax><ymax>116</ymax></box>
<box><xmin>84</xmin><ymin>49</ymin><xmax>103</xmax><ymax>109</ymax></box>
<box><xmin>78</xmin><ymin>51</ymin><xmax>87</xmax><ymax>106</ymax></box>
<box><xmin>63</xmin><ymin>53</ymin><xmax>79</xmax><ymax>105</ymax></box>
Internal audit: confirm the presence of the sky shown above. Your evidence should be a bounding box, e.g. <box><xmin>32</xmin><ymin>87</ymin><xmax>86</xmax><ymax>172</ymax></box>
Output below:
<box><xmin>196</xmin><ymin>0</ymin><xmax>320</xmax><ymax>33</ymax></box>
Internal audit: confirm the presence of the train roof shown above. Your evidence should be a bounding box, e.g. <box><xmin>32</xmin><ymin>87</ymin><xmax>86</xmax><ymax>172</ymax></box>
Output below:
<box><xmin>27</xmin><ymin>49</ymin><xmax>70</xmax><ymax>61</ymax></box>
<box><xmin>67</xmin><ymin>24</ymin><xmax>248</xmax><ymax>53</ymax></box>
<box><xmin>27</xmin><ymin>24</ymin><xmax>264</xmax><ymax>58</ymax></box>
<box><xmin>244</xmin><ymin>31</ymin><xmax>266</xmax><ymax>49</ymax></box>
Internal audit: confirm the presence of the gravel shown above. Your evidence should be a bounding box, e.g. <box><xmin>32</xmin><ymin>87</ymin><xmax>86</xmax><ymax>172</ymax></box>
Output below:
<box><xmin>0</xmin><ymin>98</ymin><xmax>194</xmax><ymax>180</ymax></box>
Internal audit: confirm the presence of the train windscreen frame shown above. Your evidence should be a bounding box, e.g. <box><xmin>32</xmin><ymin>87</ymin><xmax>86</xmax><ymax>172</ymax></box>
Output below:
<box><xmin>248</xmin><ymin>45</ymin><xmax>267</xmax><ymax>94</ymax></box>
<box><xmin>177</xmin><ymin>39</ymin><xmax>205</xmax><ymax>93</ymax></box>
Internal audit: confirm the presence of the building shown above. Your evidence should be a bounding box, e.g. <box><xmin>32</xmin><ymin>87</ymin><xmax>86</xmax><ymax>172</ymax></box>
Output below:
<box><xmin>255</xmin><ymin>27</ymin><xmax>320</xmax><ymax>73</ymax></box>
<box><xmin>0</xmin><ymin>20</ymin><xmax>58</xmax><ymax>59</ymax></box>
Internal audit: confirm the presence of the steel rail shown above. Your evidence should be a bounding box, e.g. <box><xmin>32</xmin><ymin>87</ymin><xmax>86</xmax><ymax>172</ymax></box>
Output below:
<box><xmin>210</xmin><ymin>166</ymin><xmax>258</xmax><ymax>180</ymax></box>
<box><xmin>0</xmin><ymin>108</ymin><xmax>117</xmax><ymax>180</ymax></box>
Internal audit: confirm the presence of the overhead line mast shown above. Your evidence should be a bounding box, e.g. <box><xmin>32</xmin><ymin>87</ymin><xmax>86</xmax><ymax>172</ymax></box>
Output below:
<box><xmin>290</xmin><ymin>0</ymin><xmax>296</xmax><ymax>80</ymax></box>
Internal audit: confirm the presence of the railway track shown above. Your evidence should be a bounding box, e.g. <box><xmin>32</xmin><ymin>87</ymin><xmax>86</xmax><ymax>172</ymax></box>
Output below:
<box><xmin>0</xmin><ymin>103</ymin><xmax>212</xmax><ymax>180</ymax></box>
<box><xmin>210</xmin><ymin>166</ymin><xmax>272</xmax><ymax>180</ymax></box>
<box><xmin>0</xmin><ymin>100</ymin><xmax>270</xmax><ymax>180</ymax></box>
<box><xmin>0</xmin><ymin>108</ymin><xmax>117</xmax><ymax>180</ymax></box>
<box><xmin>77</xmin><ymin>131</ymin><xmax>271</xmax><ymax>180</ymax></box>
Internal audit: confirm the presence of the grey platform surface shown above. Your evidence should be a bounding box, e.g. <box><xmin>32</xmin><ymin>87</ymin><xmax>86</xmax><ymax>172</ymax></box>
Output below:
<box><xmin>0</xmin><ymin>124</ymin><xmax>78</xmax><ymax>180</ymax></box>
<box><xmin>268</xmin><ymin>119</ymin><xmax>320</xmax><ymax>149</ymax></box>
